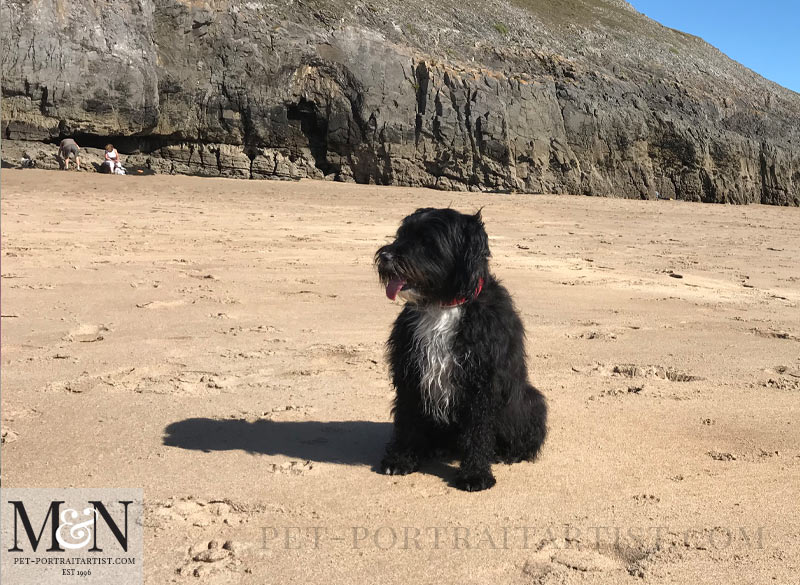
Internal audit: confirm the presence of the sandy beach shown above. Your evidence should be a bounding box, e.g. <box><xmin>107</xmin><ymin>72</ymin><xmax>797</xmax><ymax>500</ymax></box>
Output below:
<box><xmin>2</xmin><ymin>169</ymin><xmax>799</xmax><ymax>584</ymax></box>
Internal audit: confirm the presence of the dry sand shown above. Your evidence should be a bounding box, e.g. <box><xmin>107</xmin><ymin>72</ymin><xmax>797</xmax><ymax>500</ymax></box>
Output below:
<box><xmin>2</xmin><ymin>169</ymin><xmax>799</xmax><ymax>584</ymax></box>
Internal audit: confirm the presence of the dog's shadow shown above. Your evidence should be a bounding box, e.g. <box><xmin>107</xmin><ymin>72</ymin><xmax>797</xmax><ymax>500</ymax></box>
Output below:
<box><xmin>163</xmin><ymin>418</ymin><xmax>387</xmax><ymax>466</ymax></box>
<box><xmin>163</xmin><ymin>418</ymin><xmax>458</xmax><ymax>481</ymax></box>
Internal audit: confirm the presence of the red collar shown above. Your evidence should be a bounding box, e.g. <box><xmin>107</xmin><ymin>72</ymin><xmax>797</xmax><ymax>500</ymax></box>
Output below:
<box><xmin>442</xmin><ymin>278</ymin><xmax>484</xmax><ymax>307</ymax></box>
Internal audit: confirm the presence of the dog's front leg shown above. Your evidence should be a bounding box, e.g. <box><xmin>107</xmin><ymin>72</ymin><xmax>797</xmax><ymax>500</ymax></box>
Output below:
<box><xmin>380</xmin><ymin>395</ymin><xmax>427</xmax><ymax>476</ymax></box>
<box><xmin>380</xmin><ymin>424</ymin><xmax>425</xmax><ymax>476</ymax></box>
<box><xmin>454</xmin><ymin>390</ymin><xmax>497</xmax><ymax>492</ymax></box>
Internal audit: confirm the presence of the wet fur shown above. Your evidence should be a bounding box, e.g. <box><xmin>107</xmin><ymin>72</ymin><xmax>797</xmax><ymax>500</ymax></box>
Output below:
<box><xmin>375</xmin><ymin>208</ymin><xmax>547</xmax><ymax>491</ymax></box>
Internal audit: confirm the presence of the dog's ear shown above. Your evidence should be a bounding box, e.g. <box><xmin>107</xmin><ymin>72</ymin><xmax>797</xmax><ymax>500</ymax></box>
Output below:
<box><xmin>454</xmin><ymin>211</ymin><xmax>490</xmax><ymax>298</ymax></box>
<box><xmin>469</xmin><ymin>210</ymin><xmax>490</xmax><ymax>258</ymax></box>
<box><xmin>405</xmin><ymin>208</ymin><xmax>435</xmax><ymax>222</ymax></box>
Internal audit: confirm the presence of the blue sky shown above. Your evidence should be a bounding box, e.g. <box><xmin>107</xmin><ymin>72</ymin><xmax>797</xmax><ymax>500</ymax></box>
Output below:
<box><xmin>629</xmin><ymin>0</ymin><xmax>800</xmax><ymax>94</ymax></box>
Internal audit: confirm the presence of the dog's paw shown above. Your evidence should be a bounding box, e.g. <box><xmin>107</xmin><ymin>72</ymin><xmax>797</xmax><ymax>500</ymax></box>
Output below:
<box><xmin>454</xmin><ymin>471</ymin><xmax>496</xmax><ymax>492</ymax></box>
<box><xmin>380</xmin><ymin>453</ymin><xmax>419</xmax><ymax>476</ymax></box>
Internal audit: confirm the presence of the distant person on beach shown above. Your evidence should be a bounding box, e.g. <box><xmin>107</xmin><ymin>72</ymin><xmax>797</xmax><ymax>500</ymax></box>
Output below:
<box><xmin>104</xmin><ymin>144</ymin><xmax>122</xmax><ymax>174</ymax></box>
<box><xmin>58</xmin><ymin>138</ymin><xmax>81</xmax><ymax>170</ymax></box>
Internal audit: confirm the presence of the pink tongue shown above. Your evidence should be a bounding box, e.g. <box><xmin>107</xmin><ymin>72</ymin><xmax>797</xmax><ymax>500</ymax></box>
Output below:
<box><xmin>386</xmin><ymin>278</ymin><xmax>406</xmax><ymax>301</ymax></box>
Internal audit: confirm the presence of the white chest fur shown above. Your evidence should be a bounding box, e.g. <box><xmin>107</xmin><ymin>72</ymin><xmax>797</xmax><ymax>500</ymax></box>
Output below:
<box><xmin>411</xmin><ymin>305</ymin><xmax>463</xmax><ymax>423</ymax></box>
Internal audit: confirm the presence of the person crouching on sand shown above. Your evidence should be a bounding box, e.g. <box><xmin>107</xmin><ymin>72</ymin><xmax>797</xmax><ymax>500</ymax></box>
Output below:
<box><xmin>59</xmin><ymin>138</ymin><xmax>81</xmax><ymax>170</ymax></box>
<box><xmin>104</xmin><ymin>144</ymin><xmax>122</xmax><ymax>174</ymax></box>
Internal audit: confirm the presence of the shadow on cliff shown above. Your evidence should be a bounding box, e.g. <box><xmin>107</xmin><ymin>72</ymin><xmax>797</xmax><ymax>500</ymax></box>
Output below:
<box><xmin>163</xmin><ymin>418</ymin><xmax>392</xmax><ymax>468</ymax></box>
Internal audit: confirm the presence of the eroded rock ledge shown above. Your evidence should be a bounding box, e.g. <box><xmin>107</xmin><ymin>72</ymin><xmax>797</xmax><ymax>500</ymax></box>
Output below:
<box><xmin>2</xmin><ymin>0</ymin><xmax>798</xmax><ymax>204</ymax></box>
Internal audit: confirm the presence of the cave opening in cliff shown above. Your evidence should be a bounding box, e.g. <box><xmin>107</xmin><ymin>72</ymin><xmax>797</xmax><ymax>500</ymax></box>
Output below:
<box><xmin>287</xmin><ymin>98</ymin><xmax>332</xmax><ymax>175</ymax></box>
<box><xmin>53</xmin><ymin>133</ymin><xmax>156</xmax><ymax>155</ymax></box>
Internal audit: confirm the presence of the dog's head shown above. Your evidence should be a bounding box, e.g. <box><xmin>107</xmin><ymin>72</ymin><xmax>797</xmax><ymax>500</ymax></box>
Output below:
<box><xmin>375</xmin><ymin>208</ymin><xmax>490</xmax><ymax>305</ymax></box>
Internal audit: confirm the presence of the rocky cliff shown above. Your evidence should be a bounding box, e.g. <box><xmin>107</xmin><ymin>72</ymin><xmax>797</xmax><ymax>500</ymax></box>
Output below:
<box><xmin>2</xmin><ymin>0</ymin><xmax>798</xmax><ymax>204</ymax></box>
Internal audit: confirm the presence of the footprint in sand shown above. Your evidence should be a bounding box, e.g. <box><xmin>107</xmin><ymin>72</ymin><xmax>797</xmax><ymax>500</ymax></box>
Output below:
<box><xmin>567</xmin><ymin>329</ymin><xmax>619</xmax><ymax>341</ymax></box>
<box><xmin>1</xmin><ymin>428</ymin><xmax>20</xmax><ymax>444</ymax></box>
<box><xmin>134</xmin><ymin>370</ymin><xmax>241</xmax><ymax>396</ymax></box>
<box><xmin>573</xmin><ymin>363</ymin><xmax>703</xmax><ymax>382</ymax></box>
<box><xmin>45</xmin><ymin>367</ymin><xmax>241</xmax><ymax>396</ymax></box>
<box><xmin>750</xmin><ymin>328</ymin><xmax>800</xmax><ymax>341</ymax></box>
<box><xmin>64</xmin><ymin>323</ymin><xmax>109</xmax><ymax>342</ymax></box>
<box><xmin>522</xmin><ymin>537</ymin><xmax>651</xmax><ymax>582</ymax></box>
<box><xmin>147</xmin><ymin>498</ymin><xmax>261</xmax><ymax>530</ymax></box>
<box><xmin>46</xmin><ymin>368</ymin><xmax>136</xmax><ymax>394</ymax></box>
<box><xmin>177</xmin><ymin>539</ymin><xmax>246</xmax><ymax>579</ymax></box>
<box><xmin>265</xmin><ymin>460</ymin><xmax>314</xmax><ymax>475</ymax></box>
<box><xmin>186</xmin><ymin>272</ymin><xmax>219</xmax><ymax>281</ymax></box>
<box><xmin>136</xmin><ymin>299</ymin><xmax>188</xmax><ymax>309</ymax></box>
<box><xmin>307</xmin><ymin>343</ymin><xmax>382</xmax><ymax>367</ymax></box>
<box><xmin>762</xmin><ymin>376</ymin><xmax>800</xmax><ymax>391</ymax></box>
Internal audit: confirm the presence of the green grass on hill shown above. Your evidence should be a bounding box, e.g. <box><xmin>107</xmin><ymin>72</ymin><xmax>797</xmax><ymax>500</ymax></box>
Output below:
<box><xmin>510</xmin><ymin>0</ymin><xmax>698</xmax><ymax>47</ymax></box>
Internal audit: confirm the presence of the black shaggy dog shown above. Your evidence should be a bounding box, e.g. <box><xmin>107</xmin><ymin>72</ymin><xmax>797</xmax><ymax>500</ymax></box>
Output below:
<box><xmin>375</xmin><ymin>208</ymin><xmax>547</xmax><ymax>491</ymax></box>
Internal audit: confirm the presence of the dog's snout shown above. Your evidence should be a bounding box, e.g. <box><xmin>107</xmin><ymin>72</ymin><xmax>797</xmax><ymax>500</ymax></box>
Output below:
<box><xmin>379</xmin><ymin>249</ymin><xmax>394</xmax><ymax>262</ymax></box>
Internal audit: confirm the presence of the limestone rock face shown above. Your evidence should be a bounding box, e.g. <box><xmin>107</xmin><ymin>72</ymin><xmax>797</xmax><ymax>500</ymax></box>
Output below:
<box><xmin>1</xmin><ymin>0</ymin><xmax>159</xmax><ymax>139</ymax></box>
<box><xmin>2</xmin><ymin>0</ymin><xmax>798</xmax><ymax>204</ymax></box>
